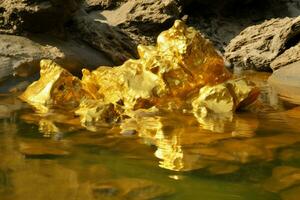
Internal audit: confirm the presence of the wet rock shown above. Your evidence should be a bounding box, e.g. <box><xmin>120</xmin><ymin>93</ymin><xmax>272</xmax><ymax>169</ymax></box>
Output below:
<box><xmin>72</xmin><ymin>10</ymin><xmax>138</xmax><ymax>65</ymax></box>
<box><xmin>0</xmin><ymin>0</ymin><xmax>80</xmax><ymax>34</ymax></box>
<box><xmin>92</xmin><ymin>178</ymin><xmax>174</xmax><ymax>200</ymax></box>
<box><xmin>225</xmin><ymin>16</ymin><xmax>300</xmax><ymax>71</ymax></box>
<box><xmin>100</xmin><ymin>0</ymin><xmax>182</xmax><ymax>44</ymax></box>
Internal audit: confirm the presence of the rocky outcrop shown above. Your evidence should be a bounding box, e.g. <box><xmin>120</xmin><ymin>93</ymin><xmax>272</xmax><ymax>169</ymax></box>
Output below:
<box><xmin>0</xmin><ymin>34</ymin><xmax>112</xmax><ymax>81</ymax></box>
<box><xmin>225</xmin><ymin>17</ymin><xmax>300</xmax><ymax>71</ymax></box>
<box><xmin>183</xmin><ymin>0</ymin><xmax>300</xmax><ymax>52</ymax></box>
<box><xmin>72</xmin><ymin>10</ymin><xmax>138</xmax><ymax>65</ymax></box>
<box><xmin>99</xmin><ymin>0</ymin><xmax>182</xmax><ymax>44</ymax></box>
<box><xmin>0</xmin><ymin>0</ymin><xmax>81</xmax><ymax>34</ymax></box>
<box><xmin>271</xmin><ymin>42</ymin><xmax>300</xmax><ymax>70</ymax></box>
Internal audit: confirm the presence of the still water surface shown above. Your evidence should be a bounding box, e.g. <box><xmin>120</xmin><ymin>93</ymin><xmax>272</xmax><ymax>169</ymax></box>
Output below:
<box><xmin>0</xmin><ymin>71</ymin><xmax>300</xmax><ymax>200</ymax></box>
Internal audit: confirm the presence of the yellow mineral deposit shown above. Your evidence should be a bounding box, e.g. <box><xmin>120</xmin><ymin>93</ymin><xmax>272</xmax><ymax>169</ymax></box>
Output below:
<box><xmin>20</xmin><ymin>20</ymin><xmax>259</xmax><ymax>131</ymax></box>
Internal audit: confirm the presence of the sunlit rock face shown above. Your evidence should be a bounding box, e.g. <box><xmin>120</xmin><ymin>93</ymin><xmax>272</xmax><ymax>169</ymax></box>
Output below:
<box><xmin>20</xmin><ymin>20</ymin><xmax>258</xmax><ymax>132</ymax></box>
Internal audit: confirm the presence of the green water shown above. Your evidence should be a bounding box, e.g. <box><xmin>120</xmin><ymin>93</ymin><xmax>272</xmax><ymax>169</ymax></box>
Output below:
<box><xmin>0</xmin><ymin>72</ymin><xmax>300</xmax><ymax>200</ymax></box>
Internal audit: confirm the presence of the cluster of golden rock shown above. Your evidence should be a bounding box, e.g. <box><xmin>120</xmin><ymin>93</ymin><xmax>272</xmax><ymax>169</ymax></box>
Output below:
<box><xmin>20</xmin><ymin>20</ymin><xmax>259</xmax><ymax>130</ymax></box>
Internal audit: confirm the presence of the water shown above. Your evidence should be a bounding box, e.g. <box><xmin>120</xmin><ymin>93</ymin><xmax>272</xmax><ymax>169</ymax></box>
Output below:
<box><xmin>0</xmin><ymin>71</ymin><xmax>300</xmax><ymax>200</ymax></box>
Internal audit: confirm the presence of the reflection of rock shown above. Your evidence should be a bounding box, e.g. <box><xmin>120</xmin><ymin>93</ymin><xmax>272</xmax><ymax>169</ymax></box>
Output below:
<box><xmin>279</xmin><ymin>145</ymin><xmax>300</xmax><ymax>162</ymax></box>
<box><xmin>0</xmin><ymin>94</ymin><xmax>25</xmax><ymax>119</ymax></box>
<box><xmin>92</xmin><ymin>178</ymin><xmax>174</xmax><ymax>200</ymax></box>
<box><xmin>19</xmin><ymin>140</ymin><xmax>70</xmax><ymax>158</ymax></box>
<box><xmin>264</xmin><ymin>166</ymin><xmax>300</xmax><ymax>192</ymax></box>
<box><xmin>225</xmin><ymin>17</ymin><xmax>300</xmax><ymax>71</ymax></box>
<box><xmin>281</xmin><ymin>186</ymin><xmax>300</xmax><ymax>200</ymax></box>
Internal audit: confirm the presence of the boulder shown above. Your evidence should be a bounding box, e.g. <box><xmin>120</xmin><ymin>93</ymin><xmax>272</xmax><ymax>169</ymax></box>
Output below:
<box><xmin>271</xmin><ymin>42</ymin><xmax>300</xmax><ymax>70</ymax></box>
<box><xmin>99</xmin><ymin>0</ymin><xmax>182</xmax><ymax>44</ymax></box>
<box><xmin>72</xmin><ymin>10</ymin><xmax>138</xmax><ymax>65</ymax></box>
<box><xmin>0</xmin><ymin>34</ymin><xmax>112</xmax><ymax>81</ymax></box>
<box><xmin>225</xmin><ymin>16</ymin><xmax>300</xmax><ymax>71</ymax></box>
<box><xmin>0</xmin><ymin>0</ymin><xmax>80</xmax><ymax>34</ymax></box>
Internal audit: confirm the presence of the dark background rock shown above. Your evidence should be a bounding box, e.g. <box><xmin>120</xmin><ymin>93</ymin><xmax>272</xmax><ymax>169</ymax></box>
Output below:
<box><xmin>0</xmin><ymin>0</ymin><xmax>81</xmax><ymax>34</ymax></box>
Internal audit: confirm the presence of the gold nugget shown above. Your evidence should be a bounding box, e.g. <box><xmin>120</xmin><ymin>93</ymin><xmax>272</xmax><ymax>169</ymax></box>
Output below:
<box><xmin>20</xmin><ymin>20</ymin><xmax>259</xmax><ymax>129</ymax></box>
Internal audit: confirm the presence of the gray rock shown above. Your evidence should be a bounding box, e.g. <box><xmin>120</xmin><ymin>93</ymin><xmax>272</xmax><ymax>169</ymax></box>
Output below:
<box><xmin>271</xmin><ymin>42</ymin><xmax>300</xmax><ymax>70</ymax></box>
<box><xmin>99</xmin><ymin>0</ymin><xmax>181</xmax><ymax>44</ymax></box>
<box><xmin>84</xmin><ymin>0</ymin><xmax>128</xmax><ymax>11</ymax></box>
<box><xmin>72</xmin><ymin>10</ymin><xmax>138</xmax><ymax>65</ymax></box>
<box><xmin>225</xmin><ymin>16</ymin><xmax>300</xmax><ymax>71</ymax></box>
<box><xmin>0</xmin><ymin>34</ymin><xmax>112</xmax><ymax>81</ymax></box>
<box><xmin>0</xmin><ymin>0</ymin><xmax>80</xmax><ymax>34</ymax></box>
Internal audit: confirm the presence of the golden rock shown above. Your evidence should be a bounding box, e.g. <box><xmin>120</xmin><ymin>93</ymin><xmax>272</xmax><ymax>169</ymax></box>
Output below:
<box><xmin>19</xmin><ymin>59</ymin><xmax>88</xmax><ymax>113</ymax></box>
<box><xmin>20</xmin><ymin>20</ymin><xmax>259</xmax><ymax>131</ymax></box>
<box><xmin>192</xmin><ymin>78</ymin><xmax>260</xmax><ymax>120</ymax></box>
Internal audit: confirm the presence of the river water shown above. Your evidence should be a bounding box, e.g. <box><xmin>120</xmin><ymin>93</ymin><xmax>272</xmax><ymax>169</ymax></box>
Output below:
<box><xmin>0</xmin><ymin>71</ymin><xmax>300</xmax><ymax>200</ymax></box>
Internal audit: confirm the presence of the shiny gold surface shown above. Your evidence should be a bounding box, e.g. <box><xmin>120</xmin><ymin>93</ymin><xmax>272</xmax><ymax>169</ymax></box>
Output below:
<box><xmin>19</xmin><ymin>60</ymin><xmax>88</xmax><ymax>113</ymax></box>
<box><xmin>20</xmin><ymin>20</ymin><xmax>259</xmax><ymax>132</ymax></box>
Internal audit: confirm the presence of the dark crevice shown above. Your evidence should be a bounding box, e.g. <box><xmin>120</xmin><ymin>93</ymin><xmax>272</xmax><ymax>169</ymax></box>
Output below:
<box><xmin>284</xmin><ymin>33</ymin><xmax>300</xmax><ymax>51</ymax></box>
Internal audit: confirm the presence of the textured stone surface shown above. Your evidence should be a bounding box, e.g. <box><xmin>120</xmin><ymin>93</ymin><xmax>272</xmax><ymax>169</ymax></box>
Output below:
<box><xmin>225</xmin><ymin>16</ymin><xmax>300</xmax><ymax>71</ymax></box>
<box><xmin>84</xmin><ymin>0</ymin><xmax>127</xmax><ymax>11</ymax></box>
<box><xmin>0</xmin><ymin>34</ymin><xmax>112</xmax><ymax>81</ymax></box>
<box><xmin>100</xmin><ymin>0</ymin><xmax>182</xmax><ymax>44</ymax></box>
<box><xmin>72</xmin><ymin>10</ymin><xmax>138</xmax><ymax>65</ymax></box>
<box><xmin>271</xmin><ymin>42</ymin><xmax>300</xmax><ymax>70</ymax></box>
<box><xmin>0</xmin><ymin>0</ymin><xmax>80</xmax><ymax>33</ymax></box>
